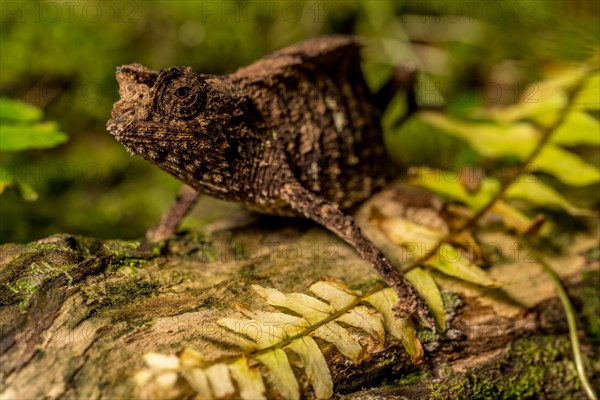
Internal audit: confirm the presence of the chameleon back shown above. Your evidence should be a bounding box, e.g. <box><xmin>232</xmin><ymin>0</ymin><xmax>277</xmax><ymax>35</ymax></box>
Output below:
<box><xmin>229</xmin><ymin>36</ymin><xmax>391</xmax><ymax>211</ymax></box>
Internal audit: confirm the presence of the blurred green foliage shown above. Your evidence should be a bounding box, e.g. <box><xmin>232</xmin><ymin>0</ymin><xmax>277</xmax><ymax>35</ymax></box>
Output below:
<box><xmin>0</xmin><ymin>98</ymin><xmax>68</xmax><ymax>151</ymax></box>
<box><xmin>1</xmin><ymin>0</ymin><xmax>598</xmax><ymax>243</ymax></box>
<box><xmin>1</xmin><ymin>98</ymin><xmax>68</xmax><ymax>202</ymax></box>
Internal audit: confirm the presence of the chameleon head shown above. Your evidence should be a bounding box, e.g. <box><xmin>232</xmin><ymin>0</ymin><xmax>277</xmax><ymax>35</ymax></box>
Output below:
<box><xmin>106</xmin><ymin>63</ymin><xmax>245</xmax><ymax>184</ymax></box>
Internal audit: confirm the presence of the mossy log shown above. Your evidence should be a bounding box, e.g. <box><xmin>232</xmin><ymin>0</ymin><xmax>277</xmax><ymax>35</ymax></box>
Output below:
<box><xmin>1</xmin><ymin>183</ymin><xmax>598</xmax><ymax>399</ymax></box>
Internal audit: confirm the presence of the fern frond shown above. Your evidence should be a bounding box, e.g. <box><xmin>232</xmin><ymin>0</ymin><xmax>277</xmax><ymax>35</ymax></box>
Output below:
<box><xmin>396</xmin><ymin>62</ymin><xmax>599</xmax><ymax>399</ymax></box>
<box><xmin>135</xmin><ymin>279</ymin><xmax>425</xmax><ymax>399</ymax></box>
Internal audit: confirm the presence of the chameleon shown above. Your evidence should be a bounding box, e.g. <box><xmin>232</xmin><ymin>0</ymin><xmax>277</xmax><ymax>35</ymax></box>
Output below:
<box><xmin>106</xmin><ymin>35</ymin><xmax>431</xmax><ymax>326</ymax></box>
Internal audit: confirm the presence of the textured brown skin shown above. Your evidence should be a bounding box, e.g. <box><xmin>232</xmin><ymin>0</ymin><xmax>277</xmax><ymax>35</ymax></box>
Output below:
<box><xmin>107</xmin><ymin>36</ymin><xmax>431</xmax><ymax>325</ymax></box>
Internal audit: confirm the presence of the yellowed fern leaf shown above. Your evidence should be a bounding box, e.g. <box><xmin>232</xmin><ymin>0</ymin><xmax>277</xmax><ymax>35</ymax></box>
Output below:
<box><xmin>336</xmin><ymin>305</ymin><xmax>386</xmax><ymax>345</ymax></box>
<box><xmin>228</xmin><ymin>358</ymin><xmax>266</xmax><ymax>400</ymax></box>
<box><xmin>287</xmin><ymin>337</ymin><xmax>333</xmax><ymax>399</ymax></box>
<box><xmin>364</xmin><ymin>288</ymin><xmax>424</xmax><ymax>364</ymax></box>
<box><xmin>181</xmin><ymin>368</ymin><xmax>211</xmax><ymax>397</ymax></box>
<box><xmin>256</xmin><ymin>349</ymin><xmax>300</xmax><ymax>400</ymax></box>
<box><xmin>135</xmin><ymin>278</ymin><xmax>427</xmax><ymax>399</ymax></box>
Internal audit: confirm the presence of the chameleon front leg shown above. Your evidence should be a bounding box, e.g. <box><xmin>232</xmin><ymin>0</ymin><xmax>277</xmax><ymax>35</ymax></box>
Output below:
<box><xmin>146</xmin><ymin>184</ymin><xmax>201</xmax><ymax>242</ymax></box>
<box><xmin>279</xmin><ymin>180</ymin><xmax>433</xmax><ymax>327</ymax></box>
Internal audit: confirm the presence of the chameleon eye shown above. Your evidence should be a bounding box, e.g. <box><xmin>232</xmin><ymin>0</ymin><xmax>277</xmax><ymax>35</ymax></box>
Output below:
<box><xmin>155</xmin><ymin>69</ymin><xmax>205</xmax><ymax>120</ymax></box>
<box><xmin>175</xmin><ymin>87</ymin><xmax>190</xmax><ymax>98</ymax></box>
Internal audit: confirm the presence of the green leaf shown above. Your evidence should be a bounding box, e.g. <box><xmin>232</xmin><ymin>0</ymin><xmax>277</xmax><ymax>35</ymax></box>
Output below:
<box><xmin>408</xmin><ymin>167</ymin><xmax>500</xmax><ymax>210</ymax></box>
<box><xmin>0</xmin><ymin>171</ymin><xmax>14</xmax><ymax>194</ymax></box>
<box><xmin>470</xmin><ymin>179</ymin><xmax>503</xmax><ymax>209</ymax></box>
<box><xmin>0</xmin><ymin>99</ymin><xmax>43</xmax><ymax>122</ymax></box>
<box><xmin>506</xmin><ymin>176</ymin><xmax>591</xmax><ymax>215</ymax></box>
<box><xmin>385</xmin><ymin>112</ymin><xmax>479</xmax><ymax>168</ymax></box>
<box><xmin>405</xmin><ymin>268</ymin><xmax>445</xmax><ymax>331</ymax></box>
<box><xmin>228</xmin><ymin>358</ymin><xmax>266</xmax><ymax>400</ymax></box>
<box><xmin>0</xmin><ymin>165</ymin><xmax>38</xmax><ymax>201</ymax></box>
<box><xmin>428</xmin><ymin>244</ymin><xmax>500</xmax><ymax>287</ymax></box>
<box><xmin>497</xmin><ymin>66</ymin><xmax>590</xmax><ymax>124</ymax></box>
<box><xmin>491</xmin><ymin>201</ymin><xmax>537</xmax><ymax>234</ymax></box>
<box><xmin>408</xmin><ymin>169</ymin><xmax>470</xmax><ymax>204</ymax></box>
<box><xmin>0</xmin><ymin>181</ymin><xmax>9</xmax><ymax>195</ymax></box>
<box><xmin>420</xmin><ymin>112</ymin><xmax>537</xmax><ymax>159</ymax></box>
<box><xmin>574</xmin><ymin>72</ymin><xmax>600</xmax><ymax>110</ymax></box>
<box><xmin>0</xmin><ymin>122</ymin><xmax>68</xmax><ymax>151</ymax></box>
<box><xmin>534</xmin><ymin>145</ymin><xmax>600</xmax><ymax>186</ymax></box>
<box><xmin>14</xmin><ymin>181</ymin><xmax>39</xmax><ymax>202</ymax></box>
<box><xmin>287</xmin><ymin>337</ymin><xmax>333</xmax><ymax>399</ymax></box>
<box><xmin>255</xmin><ymin>349</ymin><xmax>299</xmax><ymax>400</ymax></box>
<box><xmin>531</xmin><ymin>67</ymin><xmax>587</xmax><ymax>100</ymax></box>
<box><xmin>364</xmin><ymin>289</ymin><xmax>424</xmax><ymax>364</ymax></box>
<box><xmin>483</xmin><ymin>90</ymin><xmax>566</xmax><ymax>126</ymax></box>
<box><xmin>551</xmin><ymin>111</ymin><xmax>600</xmax><ymax>146</ymax></box>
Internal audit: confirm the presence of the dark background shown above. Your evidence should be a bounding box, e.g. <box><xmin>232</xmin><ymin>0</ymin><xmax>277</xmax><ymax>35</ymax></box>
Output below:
<box><xmin>1</xmin><ymin>0</ymin><xmax>598</xmax><ymax>243</ymax></box>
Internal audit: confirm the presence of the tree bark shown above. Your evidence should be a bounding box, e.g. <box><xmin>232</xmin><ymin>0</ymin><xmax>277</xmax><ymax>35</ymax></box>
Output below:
<box><xmin>1</xmin><ymin>183</ymin><xmax>598</xmax><ymax>399</ymax></box>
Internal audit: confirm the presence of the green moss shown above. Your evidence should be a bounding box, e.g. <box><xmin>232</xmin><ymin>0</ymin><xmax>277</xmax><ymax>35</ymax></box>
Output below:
<box><xmin>110</xmin><ymin>258</ymin><xmax>149</xmax><ymax>271</ymax></box>
<box><xmin>394</xmin><ymin>371</ymin><xmax>432</xmax><ymax>386</ymax></box>
<box><xmin>428</xmin><ymin>336</ymin><xmax>593</xmax><ymax>399</ymax></box>
<box><xmin>150</xmin><ymin>240</ymin><xmax>168</xmax><ymax>258</ymax></box>
<box><xmin>417</xmin><ymin>328</ymin><xmax>440</xmax><ymax>343</ymax></box>
<box><xmin>580</xmin><ymin>270</ymin><xmax>600</xmax><ymax>343</ymax></box>
<box><xmin>102</xmin><ymin>240</ymin><xmax>142</xmax><ymax>258</ymax></box>
<box><xmin>3</xmin><ymin>260</ymin><xmax>74</xmax><ymax>312</ymax></box>
<box><xmin>101</xmin><ymin>239</ymin><xmax>167</xmax><ymax>272</ymax></box>
<box><xmin>0</xmin><ymin>235</ymin><xmax>168</xmax><ymax>313</ymax></box>
<box><xmin>97</xmin><ymin>279</ymin><xmax>159</xmax><ymax>310</ymax></box>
